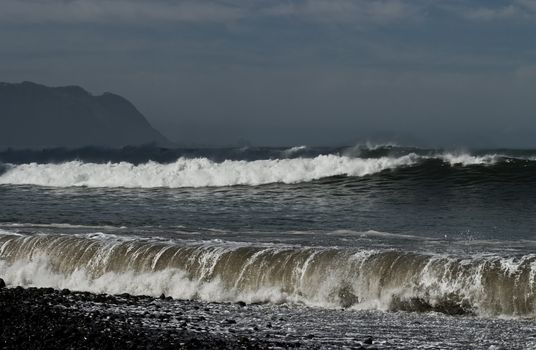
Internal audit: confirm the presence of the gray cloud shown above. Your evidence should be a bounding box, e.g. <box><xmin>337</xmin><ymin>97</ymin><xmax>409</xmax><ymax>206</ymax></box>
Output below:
<box><xmin>262</xmin><ymin>0</ymin><xmax>419</xmax><ymax>24</ymax></box>
<box><xmin>0</xmin><ymin>0</ymin><xmax>245</xmax><ymax>23</ymax></box>
<box><xmin>0</xmin><ymin>0</ymin><xmax>421</xmax><ymax>24</ymax></box>
<box><xmin>4</xmin><ymin>0</ymin><xmax>535</xmax><ymax>25</ymax></box>
<box><xmin>450</xmin><ymin>0</ymin><xmax>536</xmax><ymax>21</ymax></box>
<box><xmin>2</xmin><ymin>0</ymin><xmax>536</xmax><ymax>147</ymax></box>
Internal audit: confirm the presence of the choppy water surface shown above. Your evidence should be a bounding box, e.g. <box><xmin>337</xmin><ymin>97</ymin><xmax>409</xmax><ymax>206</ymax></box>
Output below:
<box><xmin>1</xmin><ymin>144</ymin><xmax>536</xmax><ymax>348</ymax></box>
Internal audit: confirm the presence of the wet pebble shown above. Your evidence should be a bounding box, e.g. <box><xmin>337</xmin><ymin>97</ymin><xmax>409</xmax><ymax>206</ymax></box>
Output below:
<box><xmin>363</xmin><ymin>336</ymin><xmax>374</xmax><ymax>344</ymax></box>
<box><xmin>0</xmin><ymin>286</ymin><xmax>295</xmax><ymax>349</ymax></box>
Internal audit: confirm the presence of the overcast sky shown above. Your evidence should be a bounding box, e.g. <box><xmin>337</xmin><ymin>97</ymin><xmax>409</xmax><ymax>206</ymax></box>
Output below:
<box><xmin>2</xmin><ymin>0</ymin><xmax>536</xmax><ymax>147</ymax></box>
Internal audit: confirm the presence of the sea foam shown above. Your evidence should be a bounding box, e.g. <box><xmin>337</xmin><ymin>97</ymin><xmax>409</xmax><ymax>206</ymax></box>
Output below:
<box><xmin>0</xmin><ymin>152</ymin><xmax>501</xmax><ymax>189</ymax></box>
<box><xmin>0</xmin><ymin>154</ymin><xmax>419</xmax><ymax>188</ymax></box>
<box><xmin>1</xmin><ymin>232</ymin><xmax>535</xmax><ymax>317</ymax></box>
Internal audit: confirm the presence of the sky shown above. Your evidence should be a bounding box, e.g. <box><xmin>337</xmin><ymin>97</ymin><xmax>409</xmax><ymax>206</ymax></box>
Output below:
<box><xmin>1</xmin><ymin>0</ymin><xmax>536</xmax><ymax>147</ymax></box>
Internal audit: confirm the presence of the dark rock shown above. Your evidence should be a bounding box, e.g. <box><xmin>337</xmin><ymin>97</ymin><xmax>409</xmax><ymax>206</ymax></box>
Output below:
<box><xmin>239</xmin><ymin>336</ymin><xmax>250</xmax><ymax>343</ymax></box>
<box><xmin>0</xmin><ymin>81</ymin><xmax>170</xmax><ymax>149</ymax></box>
<box><xmin>0</xmin><ymin>285</ymin><xmax>299</xmax><ymax>349</ymax></box>
<box><xmin>61</xmin><ymin>289</ymin><xmax>71</xmax><ymax>295</ymax></box>
<box><xmin>94</xmin><ymin>294</ymin><xmax>108</xmax><ymax>303</ymax></box>
<box><xmin>0</xmin><ymin>278</ymin><xmax>5</xmax><ymax>289</ymax></box>
<box><xmin>363</xmin><ymin>336</ymin><xmax>374</xmax><ymax>344</ymax></box>
<box><xmin>159</xmin><ymin>293</ymin><xmax>166</xmax><ymax>300</ymax></box>
<box><xmin>236</xmin><ymin>301</ymin><xmax>247</xmax><ymax>307</ymax></box>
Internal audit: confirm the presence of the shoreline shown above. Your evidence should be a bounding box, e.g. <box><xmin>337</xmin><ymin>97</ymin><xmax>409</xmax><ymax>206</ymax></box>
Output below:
<box><xmin>0</xmin><ymin>284</ymin><xmax>289</xmax><ymax>349</ymax></box>
<box><xmin>0</xmin><ymin>282</ymin><xmax>375</xmax><ymax>349</ymax></box>
<box><xmin>1</xmin><ymin>280</ymin><xmax>532</xmax><ymax>349</ymax></box>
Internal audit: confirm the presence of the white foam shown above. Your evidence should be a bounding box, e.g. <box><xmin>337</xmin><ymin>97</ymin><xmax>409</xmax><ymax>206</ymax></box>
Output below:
<box><xmin>342</xmin><ymin>142</ymin><xmax>400</xmax><ymax>156</ymax></box>
<box><xmin>0</xmin><ymin>154</ymin><xmax>419</xmax><ymax>188</ymax></box>
<box><xmin>1</xmin><ymin>222</ymin><xmax>126</xmax><ymax>230</ymax></box>
<box><xmin>0</xmin><ymin>151</ymin><xmax>509</xmax><ymax>189</ymax></box>
<box><xmin>282</xmin><ymin>145</ymin><xmax>308</xmax><ymax>156</ymax></box>
<box><xmin>0</xmin><ymin>229</ymin><xmax>23</xmax><ymax>236</ymax></box>
<box><xmin>438</xmin><ymin>153</ymin><xmax>499</xmax><ymax>166</ymax></box>
<box><xmin>326</xmin><ymin>229</ymin><xmax>423</xmax><ymax>240</ymax></box>
<box><xmin>1</xmin><ymin>233</ymin><xmax>536</xmax><ymax>317</ymax></box>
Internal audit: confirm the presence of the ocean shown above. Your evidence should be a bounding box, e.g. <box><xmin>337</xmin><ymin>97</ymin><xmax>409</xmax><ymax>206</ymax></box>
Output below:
<box><xmin>1</xmin><ymin>144</ymin><xmax>536</xmax><ymax>349</ymax></box>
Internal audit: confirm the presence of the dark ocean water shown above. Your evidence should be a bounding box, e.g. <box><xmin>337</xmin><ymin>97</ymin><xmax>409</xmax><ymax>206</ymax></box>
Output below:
<box><xmin>1</xmin><ymin>144</ymin><xmax>536</xmax><ymax>348</ymax></box>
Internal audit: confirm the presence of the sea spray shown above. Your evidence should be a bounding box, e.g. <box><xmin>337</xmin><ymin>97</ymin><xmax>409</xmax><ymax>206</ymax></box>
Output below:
<box><xmin>0</xmin><ymin>152</ymin><xmax>502</xmax><ymax>188</ymax></box>
<box><xmin>0</xmin><ymin>155</ymin><xmax>419</xmax><ymax>188</ymax></box>
<box><xmin>1</xmin><ymin>232</ymin><xmax>535</xmax><ymax>317</ymax></box>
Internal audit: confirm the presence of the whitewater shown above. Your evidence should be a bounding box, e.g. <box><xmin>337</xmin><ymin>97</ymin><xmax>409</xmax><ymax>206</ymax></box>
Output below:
<box><xmin>0</xmin><ymin>152</ymin><xmax>500</xmax><ymax>188</ymax></box>
<box><xmin>2</xmin><ymin>145</ymin><xmax>536</xmax><ymax>348</ymax></box>
<box><xmin>1</xmin><ymin>230</ymin><xmax>535</xmax><ymax>318</ymax></box>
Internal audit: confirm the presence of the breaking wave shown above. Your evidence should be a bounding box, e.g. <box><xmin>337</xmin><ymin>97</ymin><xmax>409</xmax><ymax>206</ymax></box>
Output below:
<box><xmin>0</xmin><ymin>154</ymin><xmax>419</xmax><ymax>188</ymax></box>
<box><xmin>1</xmin><ymin>231</ymin><xmax>535</xmax><ymax>318</ymax></box>
<box><xmin>282</xmin><ymin>145</ymin><xmax>308</xmax><ymax>157</ymax></box>
<box><xmin>0</xmin><ymin>152</ymin><xmax>505</xmax><ymax>188</ymax></box>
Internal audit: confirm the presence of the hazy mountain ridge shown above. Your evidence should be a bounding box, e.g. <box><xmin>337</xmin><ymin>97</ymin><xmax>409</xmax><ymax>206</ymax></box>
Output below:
<box><xmin>0</xmin><ymin>81</ymin><xmax>170</xmax><ymax>149</ymax></box>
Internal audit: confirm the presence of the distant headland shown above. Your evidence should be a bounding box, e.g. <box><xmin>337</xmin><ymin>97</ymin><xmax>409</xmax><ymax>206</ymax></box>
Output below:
<box><xmin>0</xmin><ymin>81</ymin><xmax>170</xmax><ymax>149</ymax></box>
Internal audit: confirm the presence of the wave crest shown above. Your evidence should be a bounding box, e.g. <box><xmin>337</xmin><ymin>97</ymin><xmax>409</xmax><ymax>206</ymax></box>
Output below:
<box><xmin>0</xmin><ymin>152</ymin><xmax>503</xmax><ymax>189</ymax></box>
<box><xmin>0</xmin><ymin>154</ymin><xmax>419</xmax><ymax>188</ymax></box>
<box><xmin>1</xmin><ymin>232</ymin><xmax>535</xmax><ymax>317</ymax></box>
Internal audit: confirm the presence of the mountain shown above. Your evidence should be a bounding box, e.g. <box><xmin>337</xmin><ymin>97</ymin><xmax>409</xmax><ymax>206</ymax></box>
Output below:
<box><xmin>0</xmin><ymin>81</ymin><xmax>170</xmax><ymax>149</ymax></box>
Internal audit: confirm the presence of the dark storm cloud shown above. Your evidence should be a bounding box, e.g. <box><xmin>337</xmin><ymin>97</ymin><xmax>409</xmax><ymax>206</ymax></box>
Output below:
<box><xmin>3</xmin><ymin>0</ymin><xmax>536</xmax><ymax>24</ymax></box>
<box><xmin>0</xmin><ymin>1</ymin><xmax>245</xmax><ymax>23</ymax></box>
<box><xmin>0</xmin><ymin>0</ymin><xmax>417</xmax><ymax>22</ymax></box>
<box><xmin>2</xmin><ymin>0</ymin><xmax>536</xmax><ymax>147</ymax></box>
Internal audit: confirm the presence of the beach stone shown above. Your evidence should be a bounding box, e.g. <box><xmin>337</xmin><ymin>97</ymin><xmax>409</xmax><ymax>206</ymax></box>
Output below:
<box><xmin>363</xmin><ymin>336</ymin><xmax>374</xmax><ymax>344</ymax></box>
<box><xmin>0</xmin><ymin>285</ymin><xmax>298</xmax><ymax>349</ymax></box>
<box><xmin>0</xmin><ymin>278</ymin><xmax>5</xmax><ymax>289</ymax></box>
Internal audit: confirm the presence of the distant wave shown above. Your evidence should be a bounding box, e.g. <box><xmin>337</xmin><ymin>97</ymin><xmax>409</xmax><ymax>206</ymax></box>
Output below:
<box><xmin>1</xmin><ymin>231</ymin><xmax>535</xmax><ymax>317</ymax></box>
<box><xmin>0</xmin><ymin>154</ymin><xmax>420</xmax><ymax>188</ymax></box>
<box><xmin>281</xmin><ymin>145</ymin><xmax>308</xmax><ymax>157</ymax></box>
<box><xmin>438</xmin><ymin>153</ymin><xmax>499</xmax><ymax>166</ymax></box>
<box><xmin>0</xmin><ymin>152</ymin><xmax>518</xmax><ymax>188</ymax></box>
